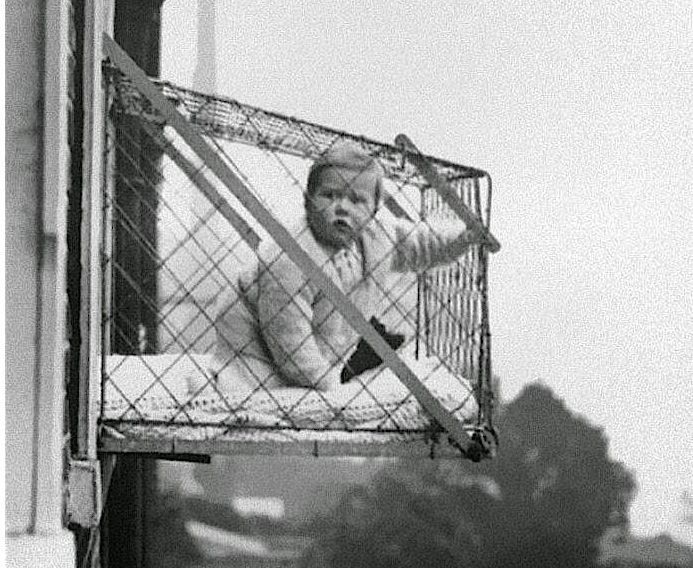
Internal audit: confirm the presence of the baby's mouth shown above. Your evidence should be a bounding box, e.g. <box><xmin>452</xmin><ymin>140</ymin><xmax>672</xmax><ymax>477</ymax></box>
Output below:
<box><xmin>333</xmin><ymin>219</ymin><xmax>352</xmax><ymax>232</ymax></box>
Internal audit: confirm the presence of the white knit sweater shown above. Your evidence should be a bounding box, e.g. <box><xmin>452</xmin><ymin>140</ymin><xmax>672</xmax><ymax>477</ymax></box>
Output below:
<box><xmin>213</xmin><ymin>210</ymin><xmax>474</xmax><ymax>390</ymax></box>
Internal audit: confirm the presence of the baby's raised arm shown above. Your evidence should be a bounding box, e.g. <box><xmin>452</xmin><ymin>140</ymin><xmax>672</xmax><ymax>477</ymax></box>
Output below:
<box><xmin>391</xmin><ymin>218</ymin><xmax>477</xmax><ymax>273</ymax></box>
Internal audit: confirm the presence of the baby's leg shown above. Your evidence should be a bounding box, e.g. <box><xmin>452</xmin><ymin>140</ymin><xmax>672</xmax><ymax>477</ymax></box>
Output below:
<box><xmin>203</xmin><ymin>355</ymin><xmax>281</xmax><ymax>399</ymax></box>
<box><xmin>185</xmin><ymin>364</ymin><xmax>217</xmax><ymax>397</ymax></box>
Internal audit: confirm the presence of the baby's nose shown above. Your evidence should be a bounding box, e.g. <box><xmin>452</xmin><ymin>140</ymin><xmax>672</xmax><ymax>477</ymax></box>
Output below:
<box><xmin>334</xmin><ymin>198</ymin><xmax>349</xmax><ymax>212</ymax></box>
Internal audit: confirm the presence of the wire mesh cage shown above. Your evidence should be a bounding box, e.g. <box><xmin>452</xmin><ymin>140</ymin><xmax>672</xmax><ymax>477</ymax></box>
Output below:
<box><xmin>99</xmin><ymin>38</ymin><xmax>498</xmax><ymax>459</ymax></box>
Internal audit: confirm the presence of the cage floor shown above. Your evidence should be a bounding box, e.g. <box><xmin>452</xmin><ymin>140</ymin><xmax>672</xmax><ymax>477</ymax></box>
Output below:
<box><xmin>100</xmin><ymin>354</ymin><xmax>477</xmax><ymax>458</ymax></box>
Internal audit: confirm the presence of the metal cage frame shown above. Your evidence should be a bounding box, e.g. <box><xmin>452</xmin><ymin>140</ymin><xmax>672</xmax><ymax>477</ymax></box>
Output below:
<box><xmin>96</xmin><ymin>35</ymin><xmax>500</xmax><ymax>461</ymax></box>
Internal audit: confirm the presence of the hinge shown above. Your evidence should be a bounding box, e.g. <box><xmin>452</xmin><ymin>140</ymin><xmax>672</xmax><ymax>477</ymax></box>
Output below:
<box><xmin>66</xmin><ymin>459</ymin><xmax>103</xmax><ymax>528</ymax></box>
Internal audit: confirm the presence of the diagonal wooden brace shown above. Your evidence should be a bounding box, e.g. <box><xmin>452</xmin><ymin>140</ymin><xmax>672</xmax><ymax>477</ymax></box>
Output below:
<box><xmin>103</xmin><ymin>34</ymin><xmax>475</xmax><ymax>454</ymax></box>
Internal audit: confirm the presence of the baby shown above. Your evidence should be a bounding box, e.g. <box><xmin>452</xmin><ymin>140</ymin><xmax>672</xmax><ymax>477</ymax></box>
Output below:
<box><xmin>211</xmin><ymin>143</ymin><xmax>478</xmax><ymax>392</ymax></box>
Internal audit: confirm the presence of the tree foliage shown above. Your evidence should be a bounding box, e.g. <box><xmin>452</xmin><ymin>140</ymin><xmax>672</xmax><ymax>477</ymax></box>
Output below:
<box><xmin>303</xmin><ymin>382</ymin><xmax>636</xmax><ymax>568</ymax></box>
<box><xmin>472</xmin><ymin>383</ymin><xmax>636</xmax><ymax>567</ymax></box>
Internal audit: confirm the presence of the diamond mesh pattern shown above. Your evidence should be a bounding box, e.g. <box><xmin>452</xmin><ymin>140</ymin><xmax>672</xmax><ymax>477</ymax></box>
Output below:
<box><xmin>99</xmin><ymin>65</ymin><xmax>495</xmax><ymax>458</ymax></box>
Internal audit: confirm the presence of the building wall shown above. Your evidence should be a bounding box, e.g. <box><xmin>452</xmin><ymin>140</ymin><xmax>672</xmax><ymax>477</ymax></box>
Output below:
<box><xmin>5</xmin><ymin>0</ymin><xmax>45</xmax><ymax>534</ymax></box>
<box><xmin>5</xmin><ymin>0</ymin><xmax>75</xmax><ymax>566</ymax></box>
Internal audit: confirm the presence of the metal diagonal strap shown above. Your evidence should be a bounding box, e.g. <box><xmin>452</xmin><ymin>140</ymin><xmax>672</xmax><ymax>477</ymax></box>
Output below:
<box><xmin>395</xmin><ymin>134</ymin><xmax>501</xmax><ymax>254</ymax></box>
<box><xmin>103</xmin><ymin>34</ymin><xmax>473</xmax><ymax>453</ymax></box>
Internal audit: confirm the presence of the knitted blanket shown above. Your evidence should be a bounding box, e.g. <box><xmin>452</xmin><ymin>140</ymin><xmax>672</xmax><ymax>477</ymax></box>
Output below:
<box><xmin>102</xmin><ymin>352</ymin><xmax>476</xmax><ymax>432</ymax></box>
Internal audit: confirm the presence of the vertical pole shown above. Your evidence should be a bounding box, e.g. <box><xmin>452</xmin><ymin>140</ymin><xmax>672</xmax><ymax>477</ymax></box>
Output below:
<box><xmin>193</xmin><ymin>0</ymin><xmax>217</xmax><ymax>93</ymax></box>
<box><xmin>66</xmin><ymin>0</ymin><xmax>86</xmax><ymax>459</ymax></box>
<box><xmin>78</xmin><ymin>0</ymin><xmax>110</xmax><ymax>462</ymax></box>
<box><xmin>67</xmin><ymin>0</ymin><xmax>109</xmax><ymax>563</ymax></box>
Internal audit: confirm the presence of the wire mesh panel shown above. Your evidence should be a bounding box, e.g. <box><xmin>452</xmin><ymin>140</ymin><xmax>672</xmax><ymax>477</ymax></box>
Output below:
<box><xmin>99</xmin><ymin>41</ymin><xmax>498</xmax><ymax>459</ymax></box>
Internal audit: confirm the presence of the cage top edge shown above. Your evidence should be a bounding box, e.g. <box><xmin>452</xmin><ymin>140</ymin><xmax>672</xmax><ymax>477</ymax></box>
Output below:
<box><xmin>104</xmin><ymin>64</ymin><xmax>490</xmax><ymax>181</ymax></box>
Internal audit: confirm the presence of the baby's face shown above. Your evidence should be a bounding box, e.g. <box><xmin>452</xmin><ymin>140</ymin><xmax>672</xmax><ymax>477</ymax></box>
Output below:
<box><xmin>307</xmin><ymin>166</ymin><xmax>377</xmax><ymax>249</ymax></box>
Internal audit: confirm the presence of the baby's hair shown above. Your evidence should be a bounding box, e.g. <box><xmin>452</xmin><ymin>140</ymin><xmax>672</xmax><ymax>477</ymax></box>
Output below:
<box><xmin>305</xmin><ymin>143</ymin><xmax>384</xmax><ymax>210</ymax></box>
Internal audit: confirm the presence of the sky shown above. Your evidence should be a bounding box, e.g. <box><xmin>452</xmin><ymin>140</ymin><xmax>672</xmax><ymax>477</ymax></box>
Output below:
<box><xmin>161</xmin><ymin>0</ymin><xmax>692</xmax><ymax>544</ymax></box>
